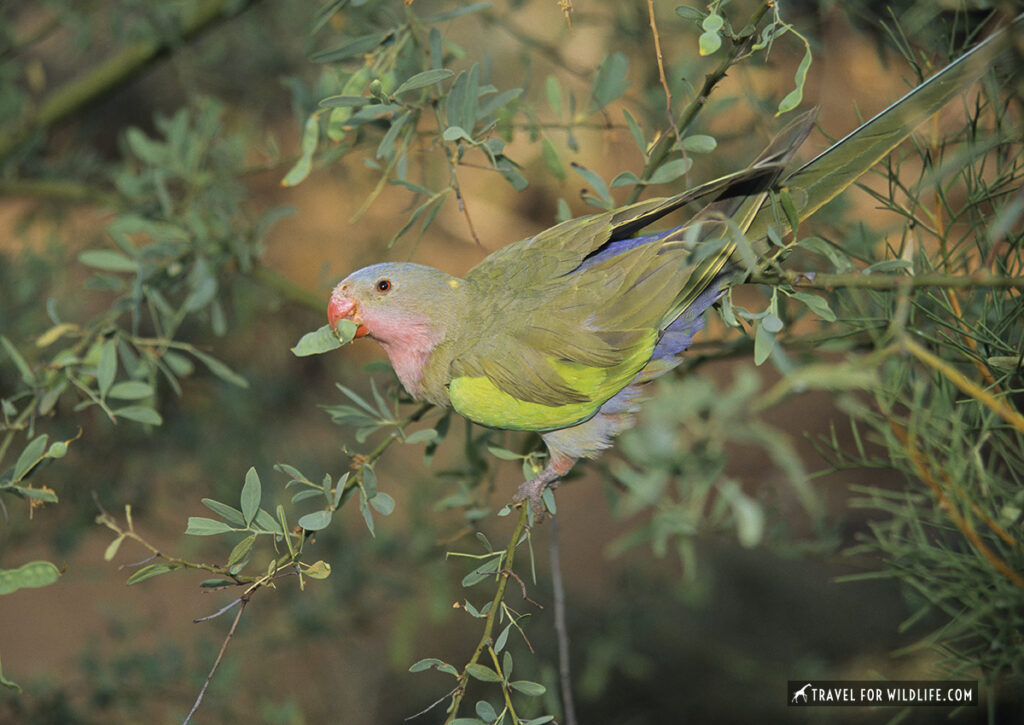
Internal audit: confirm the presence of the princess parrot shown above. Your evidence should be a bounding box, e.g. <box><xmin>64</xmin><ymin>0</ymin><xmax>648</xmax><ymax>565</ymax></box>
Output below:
<box><xmin>326</xmin><ymin>17</ymin><xmax>1020</xmax><ymax>510</ymax></box>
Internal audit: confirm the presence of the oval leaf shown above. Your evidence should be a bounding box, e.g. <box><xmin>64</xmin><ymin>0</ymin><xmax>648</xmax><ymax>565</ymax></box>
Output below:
<box><xmin>298</xmin><ymin>510</ymin><xmax>333</xmax><ymax>531</ymax></box>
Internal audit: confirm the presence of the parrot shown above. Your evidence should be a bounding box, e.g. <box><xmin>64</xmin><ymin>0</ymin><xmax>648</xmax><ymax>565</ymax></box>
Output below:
<box><xmin>325</xmin><ymin>16</ymin><xmax>1020</xmax><ymax>511</ymax></box>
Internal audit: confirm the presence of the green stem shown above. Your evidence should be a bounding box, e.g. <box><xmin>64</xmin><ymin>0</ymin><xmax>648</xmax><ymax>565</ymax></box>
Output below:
<box><xmin>446</xmin><ymin>504</ymin><xmax>530</xmax><ymax>724</ymax></box>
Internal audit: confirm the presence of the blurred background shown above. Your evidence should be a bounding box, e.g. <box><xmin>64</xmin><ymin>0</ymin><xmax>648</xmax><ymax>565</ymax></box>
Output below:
<box><xmin>1</xmin><ymin>0</ymin><xmax>1022</xmax><ymax>723</ymax></box>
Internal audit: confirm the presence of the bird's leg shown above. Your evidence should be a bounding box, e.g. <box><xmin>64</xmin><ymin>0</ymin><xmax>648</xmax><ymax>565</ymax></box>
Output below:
<box><xmin>512</xmin><ymin>453</ymin><xmax>576</xmax><ymax>515</ymax></box>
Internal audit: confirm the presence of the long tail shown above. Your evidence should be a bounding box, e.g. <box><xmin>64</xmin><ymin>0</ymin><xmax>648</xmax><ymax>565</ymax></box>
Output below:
<box><xmin>746</xmin><ymin>13</ymin><xmax>1023</xmax><ymax>242</ymax></box>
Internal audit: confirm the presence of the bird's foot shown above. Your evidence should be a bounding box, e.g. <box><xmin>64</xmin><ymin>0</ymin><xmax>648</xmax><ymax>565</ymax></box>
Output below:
<box><xmin>512</xmin><ymin>469</ymin><xmax>561</xmax><ymax>518</ymax></box>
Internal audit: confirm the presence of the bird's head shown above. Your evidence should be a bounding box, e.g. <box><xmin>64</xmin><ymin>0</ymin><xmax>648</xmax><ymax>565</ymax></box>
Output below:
<box><xmin>328</xmin><ymin>262</ymin><xmax>465</xmax><ymax>349</ymax></box>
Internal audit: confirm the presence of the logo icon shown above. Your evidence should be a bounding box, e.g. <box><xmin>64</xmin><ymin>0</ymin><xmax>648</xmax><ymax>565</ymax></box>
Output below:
<box><xmin>791</xmin><ymin>683</ymin><xmax>812</xmax><ymax>704</ymax></box>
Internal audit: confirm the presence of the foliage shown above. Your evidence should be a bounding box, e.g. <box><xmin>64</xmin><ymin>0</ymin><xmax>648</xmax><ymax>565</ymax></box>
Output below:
<box><xmin>0</xmin><ymin>0</ymin><xmax>1022</xmax><ymax>722</ymax></box>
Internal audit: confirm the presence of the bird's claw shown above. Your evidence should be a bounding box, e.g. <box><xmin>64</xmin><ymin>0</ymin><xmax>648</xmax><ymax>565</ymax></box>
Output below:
<box><xmin>512</xmin><ymin>473</ymin><xmax>559</xmax><ymax>519</ymax></box>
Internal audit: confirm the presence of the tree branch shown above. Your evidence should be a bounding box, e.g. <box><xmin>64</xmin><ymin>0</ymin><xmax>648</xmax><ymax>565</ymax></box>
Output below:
<box><xmin>626</xmin><ymin>0</ymin><xmax>774</xmax><ymax>204</ymax></box>
<box><xmin>747</xmin><ymin>270</ymin><xmax>1024</xmax><ymax>290</ymax></box>
<box><xmin>0</xmin><ymin>0</ymin><xmax>259</xmax><ymax>161</ymax></box>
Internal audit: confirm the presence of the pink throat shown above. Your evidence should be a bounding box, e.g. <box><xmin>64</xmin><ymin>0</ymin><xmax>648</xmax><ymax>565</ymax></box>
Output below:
<box><xmin>363</xmin><ymin>312</ymin><xmax>438</xmax><ymax>397</ymax></box>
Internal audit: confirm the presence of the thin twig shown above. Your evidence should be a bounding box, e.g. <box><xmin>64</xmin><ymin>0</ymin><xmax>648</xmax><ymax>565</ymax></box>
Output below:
<box><xmin>647</xmin><ymin>0</ymin><xmax>682</xmax><ymax>147</ymax></box>
<box><xmin>549</xmin><ymin>514</ymin><xmax>577</xmax><ymax>725</ymax></box>
<box><xmin>193</xmin><ymin>596</ymin><xmax>244</xmax><ymax>623</ymax></box>
<box><xmin>502</xmin><ymin>568</ymin><xmax>543</xmax><ymax>609</ymax></box>
<box><xmin>182</xmin><ymin>594</ymin><xmax>250</xmax><ymax>725</ymax></box>
<box><xmin>748</xmin><ymin>270</ymin><xmax>1024</xmax><ymax>290</ymax></box>
<box><xmin>891</xmin><ymin>423</ymin><xmax>1024</xmax><ymax>592</ymax></box>
<box><xmin>901</xmin><ymin>337</ymin><xmax>1024</xmax><ymax>435</ymax></box>
<box><xmin>405</xmin><ymin>685</ymin><xmax>460</xmax><ymax>721</ymax></box>
<box><xmin>626</xmin><ymin>0</ymin><xmax>772</xmax><ymax>204</ymax></box>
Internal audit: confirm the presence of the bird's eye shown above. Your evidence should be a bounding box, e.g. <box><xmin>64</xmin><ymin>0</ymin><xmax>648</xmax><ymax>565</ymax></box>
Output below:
<box><xmin>376</xmin><ymin>279</ymin><xmax>392</xmax><ymax>293</ymax></box>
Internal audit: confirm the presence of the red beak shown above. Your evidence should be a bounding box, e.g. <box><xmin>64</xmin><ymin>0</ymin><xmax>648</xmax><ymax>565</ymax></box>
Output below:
<box><xmin>327</xmin><ymin>295</ymin><xmax>369</xmax><ymax>338</ymax></box>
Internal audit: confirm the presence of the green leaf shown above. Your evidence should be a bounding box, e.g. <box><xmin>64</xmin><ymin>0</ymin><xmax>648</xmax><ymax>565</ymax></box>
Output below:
<box><xmin>542</xmin><ymin>487</ymin><xmax>557</xmax><ymax>514</ymax></box>
<box><xmin>126</xmin><ymin>563</ymin><xmax>178</xmax><ymax>585</ymax></box>
<box><xmin>281</xmin><ymin>114</ymin><xmax>320</xmax><ymax>187</ymax></box>
<box><xmin>509</xmin><ymin>680</ymin><xmax>547</xmax><ymax>696</ymax></box>
<box><xmin>465</xmin><ymin>663</ymin><xmax>502</xmax><ymax>682</ymax></box>
<box><xmin>545</xmin><ymin>75</ymin><xmax>562</xmax><ymax>116</ymax></box>
<box><xmin>361</xmin><ymin>464</ymin><xmax>378</xmax><ymax>498</ymax></box>
<box><xmin>475</xmin><ymin>700</ymin><xmax>498</xmax><ymax>722</ymax></box>
<box><xmin>702</xmin><ymin>13</ymin><xmax>724</xmax><ymax>32</ymax></box>
<box><xmin>394</xmin><ymin>68</ymin><xmax>454</xmax><ymax>95</ymax></box>
<box><xmin>359</xmin><ymin>496</ymin><xmax>375</xmax><ymax>537</ymax></box>
<box><xmin>675</xmin><ymin>6</ymin><xmax>705</xmax><ymax>22</ymax></box>
<box><xmin>318</xmin><ymin>95</ymin><xmax>370</xmax><ymax>108</ymax></box>
<box><xmin>647</xmin><ymin>157</ymin><xmax>693</xmax><ymax>185</ymax></box>
<box><xmin>253</xmin><ymin>508</ymin><xmax>282</xmax><ymax>535</ymax></box>
<box><xmin>103</xmin><ymin>535</ymin><xmax>125</xmax><ymax>562</ymax></box>
<box><xmin>591</xmin><ymin>52</ymin><xmax>630</xmax><ymax>111</ymax></box>
<box><xmin>761</xmin><ymin>313</ymin><xmax>784</xmax><ymax>333</ymax></box>
<box><xmin>410</xmin><ymin>657</ymin><xmax>448</xmax><ymax>673</ymax></box>
<box><xmin>186</xmin><ymin>516</ymin><xmax>236</xmax><ymax>536</ymax></box>
<box><xmin>421</xmin><ymin>1</ymin><xmax>492</xmax><ymax>23</ymax></box>
<box><xmin>494</xmin><ymin>621</ymin><xmax>512</xmax><ymax>653</ymax></box>
<box><xmin>310</xmin><ymin>31</ymin><xmax>391</xmax><ymax>63</ymax></box>
<box><xmin>571</xmin><ymin>163</ymin><xmax>611</xmax><ymax>208</ymax></box>
<box><xmin>789</xmin><ymin>292</ymin><xmax>836</xmax><ymax>322</ymax></box>
<box><xmin>0</xmin><ymin>560</ymin><xmax>60</xmax><ymax>595</ymax></box>
<box><xmin>292</xmin><ymin>321</ymin><xmax>357</xmax><ymax>357</ymax></box>
<box><xmin>864</xmin><ymin>259</ymin><xmax>913</xmax><ymax>274</ymax></box>
<box><xmin>114</xmin><ymin>406</ymin><xmax>163</xmax><ymax>425</ymax></box>
<box><xmin>1</xmin><ymin>652</ymin><xmax>22</xmax><ymax>693</ymax></box>
<box><xmin>78</xmin><ymin>249</ymin><xmax>137</xmax><ymax>273</ymax></box>
<box><xmin>369</xmin><ymin>492</ymin><xmax>395</xmax><ymax>516</ymax></box>
<box><xmin>623</xmin><ymin>108</ymin><xmax>645</xmax><ymax>152</ymax></box>
<box><xmin>777</xmin><ymin>41</ymin><xmax>812</xmax><ymax>115</ymax></box>
<box><xmin>797</xmin><ymin>237</ymin><xmax>852</xmax><ymax>272</ymax></box>
<box><xmin>681</xmin><ymin>134</ymin><xmax>717</xmax><ymax>153</ymax></box>
<box><xmin>442</xmin><ymin>125</ymin><xmax>473</xmax><ymax>143</ymax></box>
<box><xmin>403</xmin><ymin>428</ymin><xmax>437</xmax><ymax>445</ymax></box>
<box><xmin>699</xmin><ymin>31</ymin><xmax>722</xmax><ymax>56</ymax></box>
<box><xmin>303</xmin><ymin>560</ymin><xmax>331</xmax><ymax>579</ymax></box>
<box><xmin>202</xmin><ymin>498</ymin><xmax>246</xmax><ymax>527</ymax></box>
<box><xmin>298</xmin><ymin>510</ymin><xmax>332</xmax><ymax>531</ymax></box>
<box><xmin>107</xmin><ymin>381</ymin><xmax>154</xmax><ymax>400</ymax></box>
<box><xmin>754</xmin><ymin>322</ymin><xmax>775</xmax><ymax>366</ymax></box>
<box><xmin>97</xmin><ymin>338</ymin><xmax>117</xmax><ymax>398</ymax></box>
<box><xmin>13</xmin><ymin>434</ymin><xmax>47</xmax><ymax>482</ymax></box>
<box><xmin>610</xmin><ymin>171</ymin><xmax>643</xmax><ymax>188</ymax></box>
<box><xmin>241</xmin><ymin>467</ymin><xmax>261</xmax><ymax>526</ymax></box>
<box><xmin>1</xmin><ymin>336</ymin><xmax>35</xmax><ymax>385</ymax></box>
<box><xmin>227</xmin><ymin>534</ymin><xmax>256</xmax><ymax>568</ymax></box>
<box><xmin>487</xmin><ymin>445</ymin><xmax>523</xmax><ymax>461</ymax></box>
<box><xmin>191</xmin><ymin>350</ymin><xmax>249</xmax><ymax>388</ymax></box>
<box><xmin>11</xmin><ymin>486</ymin><xmax>57</xmax><ymax>502</ymax></box>
<box><xmin>541</xmin><ymin>138</ymin><xmax>566</xmax><ymax>180</ymax></box>
<box><xmin>199</xmin><ymin>579</ymin><xmax>236</xmax><ymax>588</ymax></box>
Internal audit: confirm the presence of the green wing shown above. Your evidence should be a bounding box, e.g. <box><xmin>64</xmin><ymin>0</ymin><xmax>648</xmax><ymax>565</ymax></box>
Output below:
<box><xmin>446</xmin><ymin>114</ymin><xmax>817</xmax><ymax>431</ymax></box>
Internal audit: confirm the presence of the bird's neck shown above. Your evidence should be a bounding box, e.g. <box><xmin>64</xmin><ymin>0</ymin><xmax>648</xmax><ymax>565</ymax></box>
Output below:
<box><xmin>369</xmin><ymin>315</ymin><xmax>446</xmax><ymax>403</ymax></box>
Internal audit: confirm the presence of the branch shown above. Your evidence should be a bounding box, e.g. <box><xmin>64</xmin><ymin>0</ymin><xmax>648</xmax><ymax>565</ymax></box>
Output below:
<box><xmin>549</xmin><ymin>515</ymin><xmax>577</xmax><ymax>725</ymax></box>
<box><xmin>747</xmin><ymin>270</ymin><xmax>1024</xmax><ymax>290</ymax></box>
<box><xmin>626</xmin><ymin>0</ymin><xmax>774</xmax><ymax>204</ymax></box>
<box><xmin>446</xmin><ymin>505</ymin><xmax>531</xmax><ymax>723</ymax></box>
<box><xmin>0</xmin><ymin>0</ymin><xmax>259</xmax><ymax>161</ymax></box>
